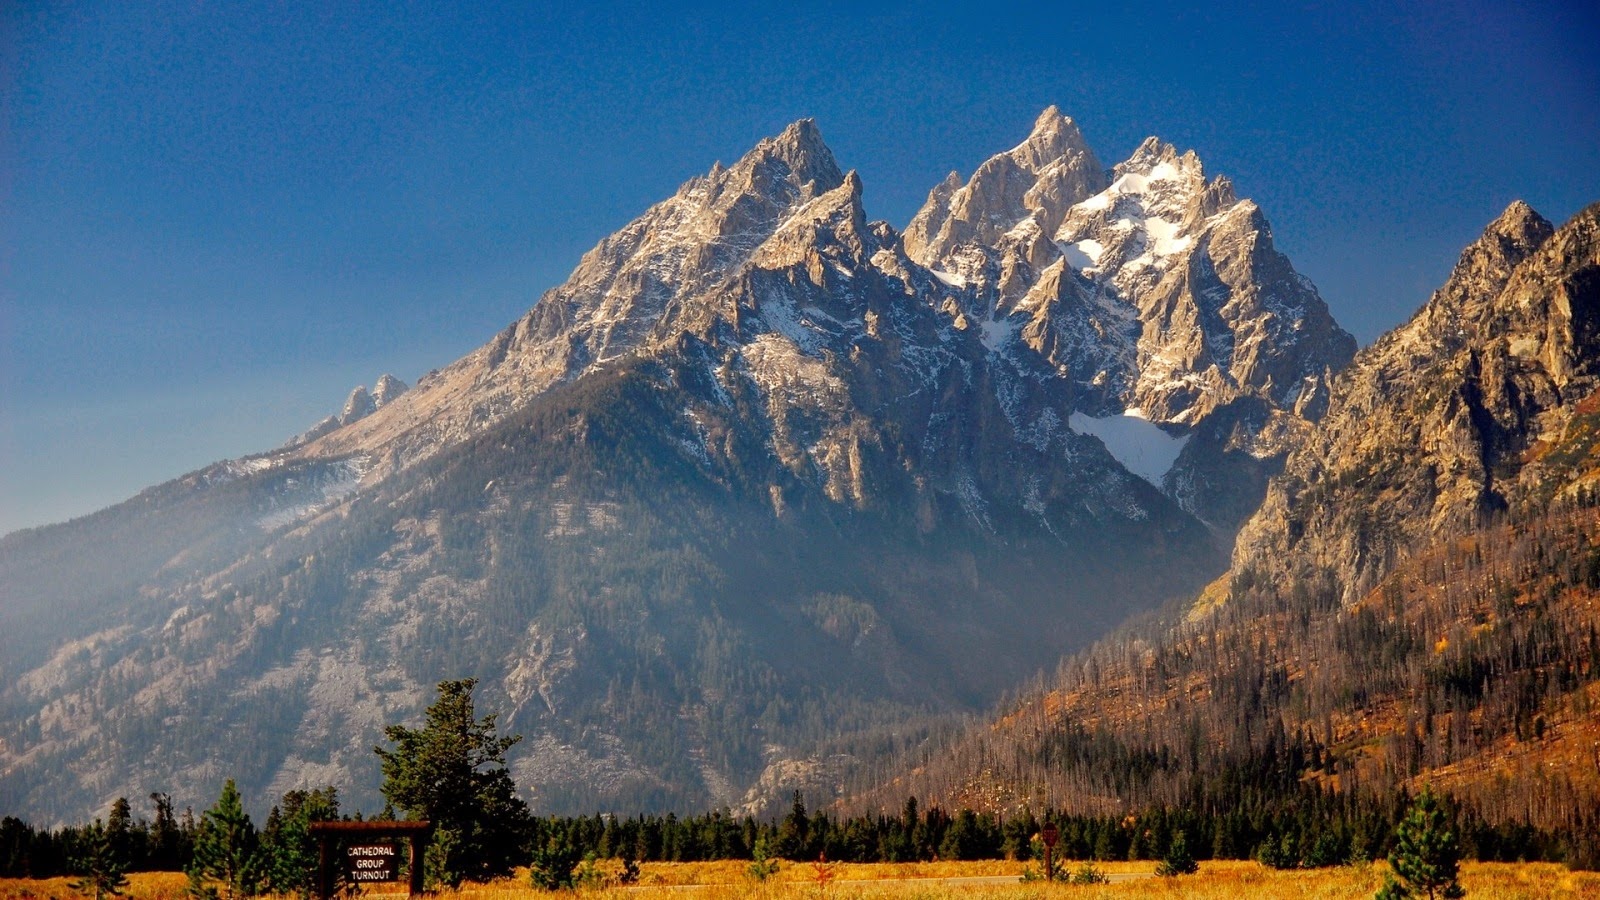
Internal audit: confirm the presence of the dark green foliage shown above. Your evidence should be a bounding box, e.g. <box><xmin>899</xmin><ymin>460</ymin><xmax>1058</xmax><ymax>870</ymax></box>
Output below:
<box><xmin>259</xmin><ymin>787</ymin><xmax>339</xmax><ymax>900</ymax></box>
<box><xmin>185</xmin><ymin>780</ymin><xmax>260</xmax><ymax>900</ymax></box>
<box><xmin>773</xmin><ymin>792</ymin><xmax>810</xmax><ymax>861</ymax></box>
<box><xmin>617</xmin><ymin>850</ymin><xmax>641</xmax><ymax>885</ymax></box>
<box><xmin>1019</xmin><ymin>834</ymin><xmax>1065</xmax><ymax>882</ymax></box>
<box><xmin>69</xmin><ymin>821</ymin><xmax>128</xmax><ymax>900</ymax></box>
<box><xmin>527</xmin><ymin>836</ymin><xmax>582</xmax><ymax>891</ymax></box>
<box><xmin>1380</xmin><ymin>787</ymin><xmax>1466</xmax><ymax>900</ymax></box>
<box><xmin>746</xmin><ymin>835</ymin><xmax>780</xmax><ymax>881</ymax></box>
<box><xmin>1256</xmin><ymin>833</ymin><xmax>1299</xmax><ymax>869</ymax></box>
<box><xmin>375</xmin><ymin>678</ymin><xmax>530</xmax><ymax>887</ymax></box>
<box><xmin>1155</xmin><ymin>829</ymin><xmax>1198</xmax><ymax>876</ymax></box>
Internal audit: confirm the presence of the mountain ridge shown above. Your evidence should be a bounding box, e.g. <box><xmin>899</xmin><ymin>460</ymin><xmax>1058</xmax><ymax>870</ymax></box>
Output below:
<box><xmin>862</xmin><ymin>200</ymin><xmax>1600</xmax><ymax>845</ymax></box>
<box><xmin>2</xmin><ymin>110</ymin><xmax>1358</xmax><ymax>824</ymax></box>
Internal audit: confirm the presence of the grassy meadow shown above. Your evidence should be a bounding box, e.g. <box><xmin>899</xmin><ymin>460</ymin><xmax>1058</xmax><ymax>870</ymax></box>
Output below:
<box><xmin>3</xmin><ymin>861</ymin><xmax>1597</xmax><ymax>900</ymax></box>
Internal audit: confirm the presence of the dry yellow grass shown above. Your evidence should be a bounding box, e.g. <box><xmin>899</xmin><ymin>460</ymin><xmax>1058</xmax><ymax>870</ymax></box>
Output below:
<box><xmin>3</xmin><ymin>862</ymin><xmax>1594</xmax><ymax>900</ymax></box>
<box><xmin>0</xmin><ymin>871</ymin><xmax>188</xmax><ymax>900</ymax></box>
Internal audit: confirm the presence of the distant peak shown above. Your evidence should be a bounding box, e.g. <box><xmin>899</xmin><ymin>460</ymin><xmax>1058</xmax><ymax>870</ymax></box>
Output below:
<box><xmin>746</xmin><ymin>118</ymin><xmax>844</xmax><ymax>193</ymax></box>
<box><xmin>340</xmin><ymin>385</ymin><xmax>375</xmax><ymax>426</ymax></box>
<box><xmin>772</xmin><ymin>118</ymin><xmax>830</xmax><ymax>160</ymax></box>
<box><xmin>372</xmin><ymin>374</ymin><xmax>409</xmax><ymax>407</ymax></box>
<box><xmin>1486</xmin><ymin>200</ymin><xmax>1552</xmax><ymax>243</ymax></box>
<box><xmin>1014</xmin><ymin>106</ymin><xmax>1092</xmax><ymax>169</ymax></box>
<box><xmin>780</xmin><ymin>117</ymin><xmax>821</xmax><ymax>141</ymax></box>
<box><xmin>1126</xmin><ymin>136</ymin><xmax>1181</xmax><ymax>169</ymax></box>
<box><xmin>1031</xmin><ymin>105</ymin><xmax>1068</xmax><ymax>134</ymax></box>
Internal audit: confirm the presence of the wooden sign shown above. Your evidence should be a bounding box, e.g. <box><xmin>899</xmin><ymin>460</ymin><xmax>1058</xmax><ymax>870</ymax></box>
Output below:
<box><xmin>346</xmin><ymin>843</ymin><xmax>400</xmax><ymax>882</ymax></box>
<box><xmin>309</xmin><ymin>820</ymin><xmax>431</xmax><ymax>900</ymax></box>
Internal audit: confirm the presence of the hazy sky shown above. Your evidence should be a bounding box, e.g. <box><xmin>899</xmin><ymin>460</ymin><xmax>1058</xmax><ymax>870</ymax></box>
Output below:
<box><xmin>4</xmin><ymin>1</ymin><xmax>1598</xmax><ymax>535</ymax></box>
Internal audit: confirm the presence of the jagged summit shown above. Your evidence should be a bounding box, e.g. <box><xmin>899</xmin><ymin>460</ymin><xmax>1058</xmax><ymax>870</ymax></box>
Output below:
<box><xmin>282</xmin><ymin>109</ymin><xmax>1352</xmax><ymax>533</ymax></box>
<box><xmin>1015</xmin><ymin>105</ymin><xmax>1096</xmax><ymax>170</ymax></box>
<box><xmin>286</xmin><ymin>373</ymin><xmax>410</xmax><ymax>448</ymax></box>
<box><xmin>760</xmin><ymin>118</ymin><xmax>843</xmax><ymax>191</ymax></box>
<box><xmin>2</xmin><ymin>109</ymin><xmax>1370</xmax><ymax>822</ymax></box>
<box><xmin>902</xmin><ymin>109</ymin><xmax>1105</xmax><ymax>266</ymax></box>
<box><xmin>372</xmin><ymin>373</ymin><xmax>408</xmax><ymax>407</ymax></box>
<box><xmin>900</xmin><ymin>111</ymin><xmax>1353</xmax><ymax>527</ymax></box>
<box><xmin>1232</xmin><ymin>200</ymin><xmax>1599</xmax><ymax>605</ymax></box>
<box><xmin>1389</xmin><ymin>200</ymin><xmax>1555</xmax><ymax>359</ymax></box>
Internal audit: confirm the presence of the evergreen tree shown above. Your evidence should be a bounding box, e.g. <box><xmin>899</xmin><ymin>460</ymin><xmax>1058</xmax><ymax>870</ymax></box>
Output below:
<box><xmin>1155</xmin><ymin>829</ymin><xmax>1198</xmax><ymax>876</ymax></box>
<box><xmin>746</xmin><ymin>835</ymin><xmax>780</xmax><ymax>881</ymax></box>
<box><xmin>375</xmin><ymin>678</ymin><xmax>530</xmax><ymax>887</ymax></box>
<box><xmin>70</xmin><ymin>821</ymin><xmax>128</xmax><ymax>900</ymax></box>
<box><xmin>105</xmin><ymin>800</ymin><xmax>134</xmax><ymax>870</ymax></box>
<box><xmin>774</xmin><ymin>792</ymin><xmax>809</xmax><ymax>860</ymax></box>
<box><xmin>527</xmin><ymin>835</ymin><xmax>581</xmax><ymax>891</ymax></box>
<box><xmin>185</xmin><ymin>781</ymin><xmax>260</xmax><ymax>900</ymax></box>
<box><xmin>1376</xmin><ymin>788</ymin><xmax>1465</xmax><ymax>900</ymax></box>
<box><xmin>148</xmin><ymin>793</ymin><xmax>184</xmax><ymax>872</ymax></box>
<box><xmin>260</xmin><ymin>788</ymin><xmax>339</xmax><ymax>900</ymax></box>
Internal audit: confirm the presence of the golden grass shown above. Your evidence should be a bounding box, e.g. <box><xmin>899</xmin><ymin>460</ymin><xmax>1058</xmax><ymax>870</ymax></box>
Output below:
<box><xmin>3</xmin><ymin>862</ymin><xmax>1594</xmax><ymax>900</ymax></box>
<box><xmin>0</xmin><ymin>871</ymin><xmax>189</xmax><ymax>900</ymax></box>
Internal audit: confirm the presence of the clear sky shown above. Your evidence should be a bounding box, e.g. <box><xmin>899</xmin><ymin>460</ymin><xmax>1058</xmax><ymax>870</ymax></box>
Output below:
<box><xmin>3</xmin><ymin>1</ymin><xmax>1598</xmax><ymax>535</ymax></box>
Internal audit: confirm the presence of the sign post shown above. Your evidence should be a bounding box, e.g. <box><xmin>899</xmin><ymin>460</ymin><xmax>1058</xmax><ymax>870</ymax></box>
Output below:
<box><xmin>1040</xmin><ymin>822</ymin><xmax>1059</xmax><ymax>883</ymax></box>
<box><xmin>308</xmin><ymin>820</ymin><xmax>431</xmax><ymax>899</ymax></box>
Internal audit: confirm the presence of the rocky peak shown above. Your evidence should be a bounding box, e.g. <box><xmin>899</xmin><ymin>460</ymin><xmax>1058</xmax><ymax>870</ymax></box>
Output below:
<box><xmin>903</xmin><ymin>108</ymin><xmax>1106</xmax><ymax>267</ymax></box>
<box><xmin>339</xmin><ymin>386</ymin><xmax>375</xmax><ymax>425</ymax></box>
<box><xmin>1397</xmin><ymin>201</ymin><xmax>1554</xmax><ymax>358</ymax></box>
<box><xmin>1013</xmin><ymin>105</ymin><xmax>1096</xmax><ymax>171</ymax></box>
<box><xmin>760</xmin><ymin>119</ymin><xmax>844</xmax><ymax>194</ymax></box>
<box><xmin>749</xmin><ymin>171</ymin><xmax>869</xmax><ymax>275</ymax></box>
<box><xmin>1229</xmin><ymin>201</ymin><xmax>1598</xmax><ymax>605</ymax></box>
<box><xmin>371</xmin><ymin>374</ymin><xmax>409</xmax><ymax>407</ymax></box>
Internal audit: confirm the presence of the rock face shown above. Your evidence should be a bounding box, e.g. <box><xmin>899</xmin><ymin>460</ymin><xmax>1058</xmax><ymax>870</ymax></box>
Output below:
<box><xmin>371</xmin><ymin>374</ymin><xmax>408</xmax><ymax>407</ymax></box>
<box><xmin>1232</xmin><ymin>201</ymin><xmax>1600</xmax><ymax>603</ymax></box>
<box><xmin>859</xmin><ymin>202</ymin><xmax>1600</xmax><ymax>837</ymax></box>
<box><xmin>901</xmin><ymin>108</ymin><xmax>1355</xmax><ymax>529</ymax></box>
<box><xmin>290</xmin><ymin>375</ymin><xmax>411</xmax><ymax>446</ymax></box>
<box><xmin>0</xmin><ymin>111</ymin><xmax>1360</xmax><ymax>823</ymax></box>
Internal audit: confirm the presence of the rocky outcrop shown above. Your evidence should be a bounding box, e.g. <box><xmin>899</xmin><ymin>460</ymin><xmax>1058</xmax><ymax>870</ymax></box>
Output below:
<box><xmin>903</xmin><ymin>117</ymin><xmax>1355</xmax><ymax>530</ymax></box>
<box><xmin>1231</xmin><ymin>201</ymin><xmax>1600</xmax><ymax>603</ymax></box>
<box><xmin>286</xmin><ymin>375</ymin><xmax>411</xmax><ymax>447</ymax></box>
<box><xmin>371</xmin><ymin>374</ymin><xmax>408</xmax><ymax>407</ymax></box>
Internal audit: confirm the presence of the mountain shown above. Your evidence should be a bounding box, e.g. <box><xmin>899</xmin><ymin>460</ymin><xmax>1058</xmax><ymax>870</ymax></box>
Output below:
<box><xmin>871</xmin><ymin>202</ymin><xmax>1600</xmax><ymax>845</ymax></box>
<box><xmin>903</xmin><ymin>108</ymin><xmax>1355</xmax><ymax>530</ymax></box>
<box><xmin>0</xmin><ymin>111</ymin><xmax>1352</xmax><ymax>824</ymax></box>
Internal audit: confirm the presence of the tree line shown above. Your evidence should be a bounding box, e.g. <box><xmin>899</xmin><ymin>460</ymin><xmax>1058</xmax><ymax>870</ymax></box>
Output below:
<box><xmin>2</xmin><ymin>676</ymin><xmax>1573</xmax><ymax>897</ymax></box>
<box><xmin>867</xmin><ymin>493</ymin><xmax>1600</xmax><ymax>872</ymax></box>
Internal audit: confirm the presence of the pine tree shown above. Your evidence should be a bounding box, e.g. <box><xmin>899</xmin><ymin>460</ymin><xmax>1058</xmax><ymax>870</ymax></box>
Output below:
<box><xmin>1376</xmin><ymin>787</ymin><xmax>1465</xmax><ymax>900</ymax></box>
<box><xmin>105</xmin><ymin>800</ymin><xmax>134</xmax><ymax>870</ymax></box>
<box><xmin>1155</xmin><ymin>829</ymin><xmax>1198</xmax><ymax>876</ymax></box>
<box><xmin>260</xmin><ymin>788</ymin><xmax>339</xmax><ymax>900</ymax></box>
<box><xmin>70</xmin><ymin>821</ymin><xmax>128</xmax><ymax>900</ymax></box>
<box><xmin>148</xmin><ymin>793</ymin><xmax>184</xmax><ymax>872</ymax></box>
<box><xmin>375</xmin><ymin>678</ymin><xmax>530</xmax><ymax>887</ymax></box>
<box><xmin>774</xmin><ymin>792</ymin><xmax>809</xmax><ymax>860</ymax></box>
<box><xmin>185</xmin><ymin>781</ymin><xmax>260</xmax><ymax>900</ymax></box>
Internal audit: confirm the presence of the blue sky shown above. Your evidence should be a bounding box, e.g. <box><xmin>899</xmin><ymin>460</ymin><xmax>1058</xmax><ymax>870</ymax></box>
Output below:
<box><xmin>3</xmin><ymin>1</ymin><xmax>1598</xmax><ymax>535</ymax></box>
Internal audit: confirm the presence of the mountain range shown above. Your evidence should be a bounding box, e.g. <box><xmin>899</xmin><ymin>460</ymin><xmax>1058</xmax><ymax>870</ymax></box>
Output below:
<box><xmin>869</xmin><ymin>197</ymin><xmax>1600</xmax><ymax>848</ymax></box>
<box><xmin>7</xmin><ymin>109</ymin><xmax>1587</xmax><ymax>834</ymax></box>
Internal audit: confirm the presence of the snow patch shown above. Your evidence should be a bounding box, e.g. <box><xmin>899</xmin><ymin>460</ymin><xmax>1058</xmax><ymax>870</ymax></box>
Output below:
<box><xmin>979</xmin><ymin>316</ymin><xmax>1019</xmax><ymax>352</ymax></box>
<box><xmin>1061</xmin><ymin>239</ymin><xmax>1103</xmax><ymax>270</ymax></box>
<box><xmin>1068</xmin><ymin>411</ymin><xmax>1188</xmax><ymax>487</ymax></box>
